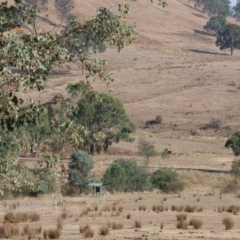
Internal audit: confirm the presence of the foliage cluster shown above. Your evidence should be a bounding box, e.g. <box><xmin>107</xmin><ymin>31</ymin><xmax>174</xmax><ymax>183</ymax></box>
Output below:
<box><xmin>103</xmin><ymin>159</ymin><xmax>184</xmax><ymax>193</ymax></box>
<box><xmin>190</xmin><ymin>0</ymin><xmax>230</xmax><ymax>16</ymax></box>
<box><xmin>0</xmin><ymin>0</ymin><xmax>167</xmax><ymax>195</ymax></box>
<box><xmin>151</xmin><ymin>168</ymin><xmax>184</xmax><ymax>193</ymax></box>
<box><xmin>103</xmin><ymin>159</ymin><xmax>150</xmax><ymax>192</ymax></box>
<box><xmin>203</xmin><ymin>15</ymin><xmax>226</xmax><ymax>34</ymax></box>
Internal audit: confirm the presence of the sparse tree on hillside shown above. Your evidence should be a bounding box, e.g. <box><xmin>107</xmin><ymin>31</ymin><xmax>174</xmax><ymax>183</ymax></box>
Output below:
<box><xmin>54</xmin><ymin>0</ymin><xmax>75</xmax><ymax>28</ymax></box>
<box><xmin>190</xmin><ymin>0</ymin><xmax>230</xmax><ymax>16</ymax></box>
<box><xmin>138</xmin><ymin>137</ymin><xmax>157</xmax><ymax>165</ymax></box>
<box><xmin>204</xmin><ymin>15</ymin><xmax>226</xmax><ymax>34</ymax></box>
<box><xmin>216</xmin><ymin>23</ymin><xmax>240</xmax><ymax>55</ymax></box>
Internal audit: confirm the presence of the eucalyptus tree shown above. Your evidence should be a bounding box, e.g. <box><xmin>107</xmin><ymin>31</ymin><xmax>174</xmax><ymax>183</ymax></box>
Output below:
<box><xmin>0</xmin><ymin>0</ymin><xmax>166</xmax><ymax>194</ymax></box>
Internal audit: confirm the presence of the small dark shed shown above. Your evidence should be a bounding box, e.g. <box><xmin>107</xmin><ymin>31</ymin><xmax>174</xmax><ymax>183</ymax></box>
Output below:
<box><xmin>88</xmin><ymin>183</ymin><xmax>104</xmax><ymax>196</ymax></box>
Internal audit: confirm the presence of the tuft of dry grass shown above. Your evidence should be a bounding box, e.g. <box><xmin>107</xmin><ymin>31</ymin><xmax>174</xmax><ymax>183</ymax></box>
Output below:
<box><xmin>112</xmin><ymin>222</ymin><xmax>124</xmax><ymax>230</ymax></box>
<box><xmin>126</xmin><ymin>213</ymin><xmax>131</xmax><ymax>219</ymax></box>
<box><xmin>176</xmin><ymin>214</ymin><xmax>187</xmax><ymax>221</ymax></box>
<box><xmin>60</xmin><ymin>211</ymin><xmax>67</xmax><ymax>220</ymax></box>
<box><xmin>176</xmin><ymin>220</ymin><xmax>188</xmax><ymax>230</ymax></box>
<box><xmin>99</xmin><ymin>226</ymin><xmax>109</xmax><ymax>236</ymax></box>
<box><xmin>4</xmin><ymin>211</ymin><xmax>40</xmax><ymax>224</ymax></box>
<box><xmin>0</xmin><ymin>223</ymin><xmax>20</xmax><ymax>238</ymax></box>
<box><xmin>139</xmin><ymin>205</ymin><xmax>143</xmax><ymax>211</ymax></box>
<box><xmin>80</xmin><ymin>224</ymin><xmax>94</xmax><ymax>238</ymax></box>
<box><xmin>4</xmin><ymin>212</ymin><xmax>15</xmax><ymax>223</ymax></box>
<box><xmin>226</xmin><ymin>205</ymin><xmax>240</xmax><ymax>214</ymax></box>
<box><xmin>29</xmin><ymin>212</ymin><xmax>40</xmax><ymax>222</ymax></box>
<box><xmin>112</xmin><ymin>205</ymin><xmax>116</xmax><ymax>211</ymax></box>
<box><xmin>218</xmin><ymin>206</ymin><xmax>226</xmax><ymax>213</ymax></box>
<box><xmin>222</xmin><ymin>217</ymin><xmax>234</xmax><ymax>230</ymax></box>
<box><xmin>46</xmin><ymin>228</ymin><xmax>62</xmax><ymax>239</ymax></box>
<box><xmin>15</xmin><ymin>212</ymin><xmax>28</xmax><ymax>223</ymax></box>
<box><xmin>118</xmin><ymin>206</ymin><xmax>123</xmax><ymax>212</ymax></box>
<box><xmin>189</xmin><ymin>218</ymin><xmax>203</xmax><ymax>229</ymax></box>
<box><xmin>81</xmin><ymin>208</ymin><xmax>89</xmax><ymax>217</ymax></box>
<box><xmin>160</xmin><ymin>222</ymin><xmax>164</xmax><ymax>229</ymax></box>
<box><xmin>185</xmin><ymin>205</ymin><xmax>197</xmax><ymax>213</ymax></box>
<box><xmin>134</xmin><ymin>220</ymin><xmax>142</xmax><ymax>229</ymax></box>
<box><xmin>23</xmin><ymin>224</ymin><xmax>42</xmax><ymax>239</ymax></box>
<box><xmin>172</xmin><ymin>205</ymin><xmax>184</xmax><ymax>212</ymax></box>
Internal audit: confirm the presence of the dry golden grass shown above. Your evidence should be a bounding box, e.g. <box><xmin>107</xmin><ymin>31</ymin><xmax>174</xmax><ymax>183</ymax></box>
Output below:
<box><xmin>99</xmin><ymin>226</ymin><xmax>109</xmax><ymax>236</ymax></box>
<box><xmin>80</xmin><ymin>224</ymin><xmax>94</xmax><ymax>238</ymax></box>
<box><xmin>134</xmin><ymin>220</ymin><xmax>142</xmax><ymax>229</ymax></box>
<box><xmin>189</xmin><ymin>218</ymin><xmax>203</xmax><ymax>229</ymax></box>
<box><xmin>23</xmin><ymin>224</ymin><xmax>42</xmax><ymax>239</ymax></box>
<box><xmin>118</xmin><ymin>206</ymin><xmax>123</xmax><ymax>212</ymax></box>
<box><xmin>222</xmin><ymin>217</ymin><xmax>234</xmax><ymax>230</ymax></box>
<box><xmin>4</xmin><ymin>211</ymin><xmax>40</xmax><ymax>223</ymax></box>
<box><xmin>60</xmin><ymin>211</ymin><xmax>67</xmax><ymax>220</ymax></box>
<box><xmin>57</xmin><ymin>221</ymin><xmax>63</xmax><ymax>231</ymax></box>
<box><xmin>160</xmin><ymin>222</ymin><xmax>164</xmax><ymax>229</ymax></box>
<box><xmin>226</xmin><ymin>205</ymin><xmax>240</xmax><ymax>214</ymax></box>
<box><xmin>176</xmin><ymin>220</ymin><xmax>188</xmax><ymax>230</ymax></box>
<box><xmin>46</xmin><ymin>228</ymin><xmax>62</xmax><ymax>239</ymax></box>
<box><xmin>172</xmin><ymin>205</ymin><xmax>184</xmax><ymax>212</ymax></box>
<box><xmin>112</xmin><ymin>222</ymin><xmax>124</xmax><ymax>230</ymax></box>
<box><xmin>0</xmin><ymin>223</ymin><xmax>20</xmax><ymax>238</ymax></box>
<box><xmin>15</xmin><ymin>212</ymin><xmax>28</xmax><ymax>223</ymax></box>
<box><xmin>176</xmin><ymin>213</ymin><xmax>187</xmax><ymax>221</ymax></box>
<box><xmin>185</xmin><ymin>205</ymin><xmax>197</xmax><ymax>213</ymax></box>
<box><xmin>126</xmin><ymin>213</ymin><xmax>131</xmax><ymax>219</ymax></box>
<box><xmin>29</xmin><ymin>212</ymin><xmax>40</xmax><ymax>222</ymax></box>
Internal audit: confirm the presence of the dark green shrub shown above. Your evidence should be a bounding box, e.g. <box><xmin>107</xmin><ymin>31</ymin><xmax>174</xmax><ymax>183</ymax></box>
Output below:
<box><xmin>203</xmin><ymin>15</ymin><xmax>226</xmax><ymax>34</ymax></box>
<box><xmin>151</xmin><ymin>168</ymin><xmax>184</xmax><ymax>193</ymax></box>
<box><xmin>68</xmin><ymin>151</ymin><xmax>93</xmax><ymax>192</ymax></box>
<box><xmin>103</xmin><ymin>163</ymin><xmax>127</xmax><ymax>192</ymax></box>
<box><xmin>103</xmin><ymin>159</ymin><xmax>150</xmax><ymax>192</ymax></box>
<box><xmin>117</xmin><ymin>159</ymin><xmax>150</xmax><ymax>192</ymax></box>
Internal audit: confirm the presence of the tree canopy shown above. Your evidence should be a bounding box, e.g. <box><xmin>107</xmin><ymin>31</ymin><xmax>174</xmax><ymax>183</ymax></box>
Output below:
<box><xmin>0</xmin><ymin>0</ymin><xmax>167</xmax><ymax>195</ymax></box>
<box><xmin>215</xmin><ymin>23</ymin><xmax>240</xmax><ymax>55</ymax></box>
<box><xmin>225</xmin><ymin>131</ymin><xmax>240</xmax><ymax>156</ymax></box>
<box><xmin>203</xmin><ymin>15</ymin><xmax>226</xmax><ymax>34</ymax></box>
<box><xmin>190</xmin><ymin>0</ymin><xmax>230</xmax><ymax>16</ymax></box>
<box><xmin>66</xmin><ymin>82</ymin><xmax>136</xmax><ymax>154</ymax></box>
<box><xmin>0</xmin><ymin>0</ymin><xmax>166</xmax><ymax>132</ymax></box>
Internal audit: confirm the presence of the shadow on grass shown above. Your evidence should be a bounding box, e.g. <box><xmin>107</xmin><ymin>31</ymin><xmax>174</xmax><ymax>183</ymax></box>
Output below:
<box><xmin>192</xmin><ymin>13</ymin><xmax>207</xmax><ymax>19</ymax></box>
<box><xmin>188</xmin><ymin>49</ymin><xmax>227</xmax><ymax>56</ymax></box>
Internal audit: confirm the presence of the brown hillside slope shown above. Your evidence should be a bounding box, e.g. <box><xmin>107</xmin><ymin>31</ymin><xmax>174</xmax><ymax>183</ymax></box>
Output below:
<box><xmin>8</xmin><ymin>0</ymin><xmax>239</xmax><ymax>166</ymax></box>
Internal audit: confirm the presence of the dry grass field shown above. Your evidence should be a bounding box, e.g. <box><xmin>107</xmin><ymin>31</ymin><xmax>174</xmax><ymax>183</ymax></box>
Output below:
<box><xmin>2</xmin><ymin>0</ymin><xmax>240</xmax><ymax>239</ymax></box>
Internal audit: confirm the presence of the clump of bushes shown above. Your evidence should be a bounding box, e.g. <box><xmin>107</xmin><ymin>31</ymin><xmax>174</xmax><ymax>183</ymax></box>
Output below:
<box><xmin>151</xmin><ymin>168</ymin><xmax>184</xmax><ymax>193</ymax></box>
<box><xmin>103</xmin><ymin>160</ymin><xmax>184</xmax><ymax>193</ymax></box>
<box><xmin>103</xmin><ymin>159</ymin><xmax>150</xmax><ymax>192</ymax></box>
